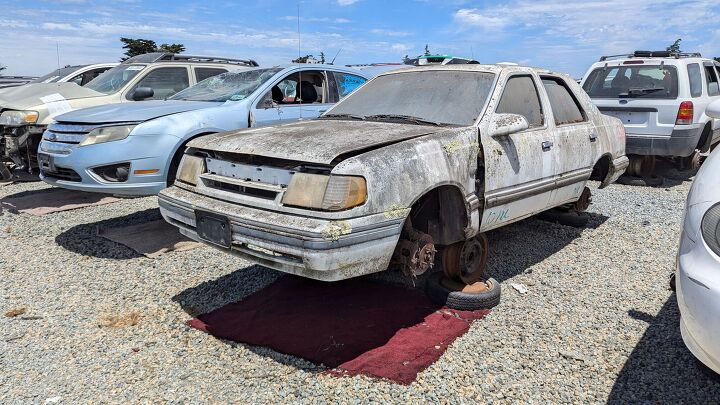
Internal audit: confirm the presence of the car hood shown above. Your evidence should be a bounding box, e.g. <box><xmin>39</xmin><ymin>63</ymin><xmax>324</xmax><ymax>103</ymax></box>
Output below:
<box><xmin>54</xmin><ymin>100</ymin><xmax>224</xmax><ymax>124</ymax></box>
<box><xmin>0</xmin><ymin>83</ymin><xmax>104</xmax><ymax>110</ymax></box>
<box><xmin>188</xmin><ymin>119</ymin><xmax>442</xmax><ymax>165</ymax></box>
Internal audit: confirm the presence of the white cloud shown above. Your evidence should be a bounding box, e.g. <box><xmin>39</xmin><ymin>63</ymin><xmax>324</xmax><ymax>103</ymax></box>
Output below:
<box><xmin>453</xmin><ymin>9</ymin><xmax>507</xmax><ymax>30</ymax></box>
<box><xmin>337</xmin><ymin>0</ymin><xmax>359</xmax><ymax>5</ymax></box>
<box><xmin>370</xmin><ymin>29</ymin><xmax>412</xmax><ymax>37</ymax></box>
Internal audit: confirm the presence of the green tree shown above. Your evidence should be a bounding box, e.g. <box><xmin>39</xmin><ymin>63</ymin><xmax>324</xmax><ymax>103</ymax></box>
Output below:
<box><xmin>292</xmin><ymin>54</ymin><xmax>314</xmax><ymax>63</ymax></box>
<box><xmin>0</xmin><ymin>64</ymin><xmax>5</xmax><ymax>73</ymax></box>
<box><xmin>715</xmin><ymin>57</ymin><xmax>720</xmax><ymax>63</ymax></box>
<box><xmin>158</xmin><ymin>43</ymin><xmax>186</xmax><ymax>54</ymax></box>
<box><xmin>424</xmin><ymin>44</ymin><xmax>431</xmax><ymax>56</ymax></box>
<box><xmin>319</xmin><ymin>52</ymin><xmax>326</xmax><ymax>64</ymax></box>
<box><xmin>666</xmin><ymin>38</ymin><xmax>682</xmax><ymax>53</ymax></box>
<box><xmin>120</xmin><ymin>37</ymin><xmax>185</xmax><ymax>61</ymax></box>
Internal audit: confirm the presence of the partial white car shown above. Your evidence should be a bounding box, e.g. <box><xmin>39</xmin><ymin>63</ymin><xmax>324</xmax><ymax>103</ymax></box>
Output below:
<box><xmin>676</xmin><ymin>98</ymin><xmax>720</xmax><ymax>374</ymax></box>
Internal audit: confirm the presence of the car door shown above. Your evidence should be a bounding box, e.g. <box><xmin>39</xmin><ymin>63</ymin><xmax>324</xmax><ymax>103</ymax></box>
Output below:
<box><xmin>275</xmin><ymin>69</ymin><xmax>333</xmax><ymax>122</ymax></box>
<box><xmin>479</xmin><ymin>72</ymin><xmax>556</xmax><ymax>231</ymax></box>
<box><xmin>539</xmin><ymin>75</ymin><xmax>594</xmax><ymax>208</ymax></box>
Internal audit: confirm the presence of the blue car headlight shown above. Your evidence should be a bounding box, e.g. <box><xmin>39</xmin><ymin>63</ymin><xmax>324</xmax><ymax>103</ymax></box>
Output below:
<box><xmin>79</xmin><ymin>125</ymin><xmax>137</xmax><ymax>146</ymax></box>
<box><xmin>701</xmin><ymin>202</ymin><xmax>720</xmax><ymax>256</ymax></box>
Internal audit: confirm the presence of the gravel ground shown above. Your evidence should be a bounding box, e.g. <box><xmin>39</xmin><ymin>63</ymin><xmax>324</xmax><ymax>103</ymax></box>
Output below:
<box><xmin>1</xmin><ymin>172</ymin><xmax>719</xmax><ymax>403</ymax></box>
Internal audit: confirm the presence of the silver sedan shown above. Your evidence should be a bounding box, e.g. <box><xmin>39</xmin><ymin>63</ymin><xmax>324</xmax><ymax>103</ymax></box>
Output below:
<box><xmin>676</xmin><ymin>99</ymin><xmax>720</xmax><ymax>374</ymax></box>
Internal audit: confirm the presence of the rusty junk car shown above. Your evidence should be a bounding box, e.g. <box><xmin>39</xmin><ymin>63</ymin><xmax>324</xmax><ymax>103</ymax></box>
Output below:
<box><xmin>158</xmin><ymin>64</ymin><xmax>629</xmax><ymax>308</ymax></box>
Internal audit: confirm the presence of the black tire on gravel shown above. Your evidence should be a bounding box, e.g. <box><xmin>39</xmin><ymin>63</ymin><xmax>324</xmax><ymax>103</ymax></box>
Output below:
<box><xmin>425</xmin><ymin>272</ymin><xmax>501</xmax><ymax>310</ymax></box>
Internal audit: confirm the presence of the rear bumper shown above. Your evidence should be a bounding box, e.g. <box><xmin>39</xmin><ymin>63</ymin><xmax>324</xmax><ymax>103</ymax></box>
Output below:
<box><xmin>158</xmin><ymin>186</ymin><xmax>404</xmax><ymax>281</ymax></box>
<box><xmin>626</xmin><ymin>125</ymin><xmax>704</xmax><ymax>157</ymax></box>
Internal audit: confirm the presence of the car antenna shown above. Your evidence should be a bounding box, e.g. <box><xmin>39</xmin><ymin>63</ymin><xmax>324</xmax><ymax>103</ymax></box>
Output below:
<box><xmin>297</xmin><ymin>0</ymin><xmax>302</xmax><ymax>120</ymax></box>
<box><xmin>330</xmin><ymin>48</ymin><xmax>342</xmax><ymax>65</ymax></box>
<box><xmin>56</xmin><ymin>42</ymin><xmax>61</xmax><ymax>71</ymax></box>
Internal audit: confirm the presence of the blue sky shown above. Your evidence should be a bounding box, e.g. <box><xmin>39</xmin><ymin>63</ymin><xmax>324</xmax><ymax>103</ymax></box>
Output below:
<box><xmin>1</xmin><ymin>0</ymin><xmax>719</xmax><ymax>78</ymax></box>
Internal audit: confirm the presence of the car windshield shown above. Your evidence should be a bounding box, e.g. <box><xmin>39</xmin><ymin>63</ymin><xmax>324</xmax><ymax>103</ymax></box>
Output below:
<box><xmin>325</xmin><ymin>70</ymin><xmax>496</xmax><ymax>126</ymax></box>
<box><xmin>84</xmin><ymin>64</ymin><xmax>147</xmax><ymax>94</ymax></box>
<box><xmin>169</xmin><ymin>68</ymin><xmax>284</xmax><ymax>102</ymax></box>
<box><xmin>583</xmin><ymin>65</ymin><xmax>679</xmax><ymax>99</ymax></box>
<box><xmin>31</xmin><ymin>66</ymin><xmax>83</xmax><ymax>84</ymax></box>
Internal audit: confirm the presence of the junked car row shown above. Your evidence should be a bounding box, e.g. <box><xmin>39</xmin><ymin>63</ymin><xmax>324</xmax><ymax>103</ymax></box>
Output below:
<box><xmin>1</xmin><ymin>49</ymin><xmax>718</xmax><ymax>374</ymax></box>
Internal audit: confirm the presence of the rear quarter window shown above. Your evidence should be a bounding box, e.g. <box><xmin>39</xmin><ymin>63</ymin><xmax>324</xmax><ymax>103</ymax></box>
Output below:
<box><xmin>541</xmin><ymin>77</ymin><xmax>586</xmax><ymax>125</ymax></box>
<box><xmin>195</xmin><ymin>67</ymin><xmax>228</xmax><ymax>82</ymax></box>
<box><xmin>704</xmin><ymin>64</ymin><xmax>720</xmax><ymax>96</ymax></box>
<box><xmin>583</xmin><ymin>65</ymin><xmax>678</xmax><ymax>99</ymax></box>
<box><xmin>688</xmin><ymin>63</ymin><xmax>703</xmax><ymax>97</ymax></box>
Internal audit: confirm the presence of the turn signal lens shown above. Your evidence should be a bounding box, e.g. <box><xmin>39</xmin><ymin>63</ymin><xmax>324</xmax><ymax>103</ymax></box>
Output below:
<box><xmin>676</xmin><ymin>101</ymin><xmax>694</xmax><ymax>125</ymax></box>
<box><xmin>176</xmin><ymin>155</ymin><xmax>205</xmax><ymax>186</ymax></box>
<box><xmin>282</xmin><ymin>173</ymin><xmax>367</xmax><ymax>211</ymax></box>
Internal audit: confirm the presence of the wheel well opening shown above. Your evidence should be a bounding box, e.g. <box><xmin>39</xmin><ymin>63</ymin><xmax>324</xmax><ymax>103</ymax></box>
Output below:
<box><xmin>697</xmin><ymin>123</ymin><xmax>713</xmax><ymax>153</ymax></box>
<box><xmin>589</xmin><ymin>154</ymin><xmax>611</xmax><ymax>182</ymax></box>
<box><xmin>409</xmin><ymin>185</ymin><xmax>468</xmax><ymax>246</ymax></box>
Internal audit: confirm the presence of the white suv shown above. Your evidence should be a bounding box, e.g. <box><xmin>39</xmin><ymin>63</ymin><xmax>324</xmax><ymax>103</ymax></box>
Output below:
<box><xmin>581</xmin><ymin>51</ymin><xmax>720</xmax><ymax>175</ymax></box>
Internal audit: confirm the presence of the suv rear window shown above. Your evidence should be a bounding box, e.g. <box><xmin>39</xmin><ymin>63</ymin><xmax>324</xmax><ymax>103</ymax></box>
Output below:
<box><xmin>688</xmin><ymin>63</ymin><xmax>703</xmax><ymax>97</ymax></box>
<box><xmin>704</xmin><ymin>64</ymin><xmax>720</xmax><ymax>96</ymax></box>
<box><xmin>583</xmin><ymin>65</ymin><xmax>678</xmax><ymax>99</ymax></box>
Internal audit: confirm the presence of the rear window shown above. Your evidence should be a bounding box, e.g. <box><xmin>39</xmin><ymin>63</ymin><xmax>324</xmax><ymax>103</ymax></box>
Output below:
<box><xmin>583</xmin><ymin>65</ymin><xmax>678</xmax><ymax>99</ymax></box>
<box><xmin>688</xmin><ymin>63</ymin><xmax>703</xmax><ymax>97</ymax></box>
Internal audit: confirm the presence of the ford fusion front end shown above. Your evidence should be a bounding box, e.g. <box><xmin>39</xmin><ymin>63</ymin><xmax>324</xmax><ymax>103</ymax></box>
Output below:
<box><xmin>38</xmin><ymin>122</ymin><xmax>172</xmax><ymax>195</ymax></box>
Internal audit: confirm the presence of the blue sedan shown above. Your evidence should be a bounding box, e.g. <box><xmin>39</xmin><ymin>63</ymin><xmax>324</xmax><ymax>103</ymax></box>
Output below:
<box><xmin>38</xmin><ymin>64</ymin><xmax>370</xmax><ymax>196</ymax></box>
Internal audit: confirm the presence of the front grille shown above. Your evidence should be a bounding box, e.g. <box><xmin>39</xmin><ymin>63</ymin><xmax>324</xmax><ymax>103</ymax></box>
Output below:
<box><xmin>44</xmin><ymin>123</ymin><xmax>96</xmax><ymax>144</ymax></box>
<box><xmin>42</xmin><ymin>167</ymin><xmax>81</xmax><ymax>182</ymax></box>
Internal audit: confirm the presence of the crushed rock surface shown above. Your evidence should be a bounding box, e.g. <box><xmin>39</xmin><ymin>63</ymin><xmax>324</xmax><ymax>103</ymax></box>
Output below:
<box><xmin>1</xmin><ymin>176</ymin><xmax>719</xmax><ymax>403</ymax></box>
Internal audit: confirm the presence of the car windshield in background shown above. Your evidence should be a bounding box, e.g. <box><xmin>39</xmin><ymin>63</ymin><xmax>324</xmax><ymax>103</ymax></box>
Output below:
<box><xmin>583</xmin><ymin>65</ymin><xmax>679</xmax><ymax>99</ymax></box>
<box><xmin>169</xmin><ymin>68</ymin><xmax>283</xmax><ymax>102</ymax></box>
<box><xmin>84</xmin><ymin>64</ymin><xmax>147</xmax><ymax>94</ymax></box>
<box><xmin>31</xmin><ymin>66</ymin><xmax>82</xmax><ymax>84</ymax></box>
<box><xmin>325</xmin><ymin>70</ymin><xmax>496</xmax><ymax>126</ymax></box>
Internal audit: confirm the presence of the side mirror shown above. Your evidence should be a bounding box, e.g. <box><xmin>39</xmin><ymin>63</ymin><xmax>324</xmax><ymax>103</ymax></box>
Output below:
<box><xmin>707</xmin><ymin>99</ymin><xmax>720</xmax><ymax>119</ymax></box>
<box><xmin>132</xmin><ymin>87</ymin><xmax>154</xmax><ymax>101</ymax></box>
<box><xmin>489</xmin><ymin>113</ymin><xmax>529</xmax><ymax>137</ymax></box>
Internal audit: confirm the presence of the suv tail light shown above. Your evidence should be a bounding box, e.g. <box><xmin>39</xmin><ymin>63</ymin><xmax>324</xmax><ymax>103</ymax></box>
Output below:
<box><xmin>676</xmin><ymin>101</ymin><xmax>694</xmax><ymax>125</ymax></box>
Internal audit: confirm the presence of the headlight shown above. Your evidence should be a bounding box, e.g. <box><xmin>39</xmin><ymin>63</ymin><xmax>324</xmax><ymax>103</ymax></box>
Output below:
<box><xmin>0</xmin><ymin>110</ymin><xmax>39</xmax><ymax>126</ymax></box>
<box><xmin>79</xmin><ymin>125</ymin><xmax>136</xmax><ymax>146</ymax></box>
<box><xmin>282</xmin><ymin>173</ymin><xmax>366</xmax><ymax>211</ymax></box>
<box><xmin>176</xmin><ymin>154</ymin><xmax>206</xmax><ymax>186</ymax></box>
<box><xmin>701</xmin><ymin>202</ymin><xmax>720</xmax><ymax>256</ymax></box>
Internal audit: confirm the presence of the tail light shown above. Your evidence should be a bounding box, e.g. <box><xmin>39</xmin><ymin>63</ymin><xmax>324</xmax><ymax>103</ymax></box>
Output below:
<box><xmin>676</xmin><ymin>101</ymin><xmax>694</xmax><ymax>125</ymax></box>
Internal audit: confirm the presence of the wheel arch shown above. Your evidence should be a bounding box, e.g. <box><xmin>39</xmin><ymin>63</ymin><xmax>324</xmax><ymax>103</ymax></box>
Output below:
<box><xmin>696</xmin><ymin>122</ymin><xmax>713</xmax><ymax>153</ymax></box>
<box><xmin>589</xmin><ymin>153</ymin><xmax>613</xmax><ymax>188</ymax></box>
<box><xmin>406</xmin><ymin>183</ymin><xmax>472</xmax><ymax>246</ymax></box>
<box><xmin>165</xmin><ymin>131</ymin><xmax>219</xmax><ymax>185</ymax></box>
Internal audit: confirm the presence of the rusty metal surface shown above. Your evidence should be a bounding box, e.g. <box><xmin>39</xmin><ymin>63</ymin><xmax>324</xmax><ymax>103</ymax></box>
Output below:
<box><xmin>391</xmin><ymin>218</ymin><xmax>436</xmax><ymax>277</ymax></box>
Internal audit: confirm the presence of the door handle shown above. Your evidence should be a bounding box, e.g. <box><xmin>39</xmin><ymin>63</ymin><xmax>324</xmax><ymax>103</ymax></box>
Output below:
<box><xmin>589</xmin><ymin>133</ymin><xmax>597</xmax><ymax>142</ymax></box>
<box><xmin>541</xmin><ymin>141</ymin><xmax>553</xmax><ymax>151</ymax></box>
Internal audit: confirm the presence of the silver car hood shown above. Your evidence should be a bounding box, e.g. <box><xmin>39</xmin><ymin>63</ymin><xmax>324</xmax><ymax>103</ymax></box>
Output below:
<box><xmin>187</xmin><ymin>119</ymin><xmax>441</xmax><ymax>165</ymax></box>
<box><xmin>0</xmin><ymin>83</ymin><xmax>104</xmax><ymax>110</ymax></box>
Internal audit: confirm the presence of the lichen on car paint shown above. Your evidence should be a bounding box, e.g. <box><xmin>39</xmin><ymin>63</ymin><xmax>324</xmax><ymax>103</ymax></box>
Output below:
<box><xmin>322</xmin><ymin>221</ymin><xmax>352</xmax><ymax>241</ymax></box>
<box><xmin>384</xmin><ymin>204</ymin><xmax>410</xmax><ymax>219</ymax></box>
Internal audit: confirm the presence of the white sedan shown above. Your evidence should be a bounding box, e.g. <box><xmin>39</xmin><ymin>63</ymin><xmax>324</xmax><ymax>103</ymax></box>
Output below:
<box><xmin>676</xmin><ymin>99</ymin><xmax>720</xmax><ymax>374</ymax></box>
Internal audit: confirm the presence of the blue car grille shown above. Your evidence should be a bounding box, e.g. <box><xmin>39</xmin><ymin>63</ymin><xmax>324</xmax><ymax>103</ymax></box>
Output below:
<box><xmin>44</xmin><ymin>123</ymin><xmax>96</xmax><ymax>144</ymax></box>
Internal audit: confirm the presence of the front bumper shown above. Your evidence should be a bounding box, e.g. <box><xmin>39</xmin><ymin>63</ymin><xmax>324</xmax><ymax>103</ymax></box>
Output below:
<box><xmin>158</xmin><ymin>186</ymin><xmax>405</xmax><ymax>281</ymax></box>
<box><xmin>626</xmin><ymin>125</ymin><xmax>704</xmax><ymax>157</ymax></box>
<box><xmin>38</xmin><ymin>137</ymin><xmax>172</xmax><ymax>196</ymax></box>
<box><xmin>676</xmin><ymin>228</ymin><xmax>720</xmax><ymax>374</ymax></box>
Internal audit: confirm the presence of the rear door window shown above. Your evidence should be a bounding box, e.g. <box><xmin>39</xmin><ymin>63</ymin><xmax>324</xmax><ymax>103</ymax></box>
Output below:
<box><xmin>496</xmin><ymin>75</ymin><xmax>544</xmax><ymax>128</ymax></box>
<box><xmin>332</xmin><ymin>72</ymin><xmax>367</xmax><ymax>99</ymax></box>
<box><xmin>704</xmin><ymin>63</ymin><xmax>720</xmax><ymax>96</ymax></box>
<box><xmin>195</xmin><ymin>67</ymin><xmax>228</xmax><ymax>83</ymax></box>
<box><xmin>688</xmin><ymin>63</ymin><xmax>703</xmax><ymax>97</ymax></box>
<box><xmin>583</xmin><ymin>65</ymin><xmax>678</xmax><ymax>99</ymax></box>
<box><xmin>541</xmin><ymin>77</ymin><xmax>586</xmax><ymax>125</ymax></box>
<box><xmin>128</xmin><ymin>67</ymin><xmax>190</xmax><ymax>100</ymax></box>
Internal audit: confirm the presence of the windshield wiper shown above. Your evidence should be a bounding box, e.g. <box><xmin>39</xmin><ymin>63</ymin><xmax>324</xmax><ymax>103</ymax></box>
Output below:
<box><xmin>320</xmin><ymin>113</ymin><xmax>366</xmax><ymax>120</ymax></box>
<box><xmin>619</xmin><ymin>87</ymin><xmax>665</xmax><ymax>98</ymax></box>
<box><xmin>364</xmin><ymin>114</ymin><xmax>444</xmax><ymax>126</ymax></box>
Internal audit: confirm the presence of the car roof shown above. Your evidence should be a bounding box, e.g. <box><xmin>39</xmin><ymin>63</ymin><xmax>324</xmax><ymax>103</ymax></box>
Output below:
<box><xmin>122</xmin><ymin>52</ymin><xmax>258</xmax><ymax>67</ymax></box>
<box><xmin>375</xmin><ymin>63</ymin><xmax>569</xmax><ymax>78</ymax></box>
<box><xmin>263</xmin><ymin>64</ymin><xmax>372</xmax><ymax>78</ymax></box>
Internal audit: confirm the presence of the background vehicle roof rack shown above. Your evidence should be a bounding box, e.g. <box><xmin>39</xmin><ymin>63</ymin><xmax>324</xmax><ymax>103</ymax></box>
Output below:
<box><xmin>123</xmin><ymin>52</ymin><xmax>259</xmax><ymax>66</ymax></box>
<box><xmin>599</xmin><ymin>51</ymin><xmax>703</xmax><ymax>61</ymax></box>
